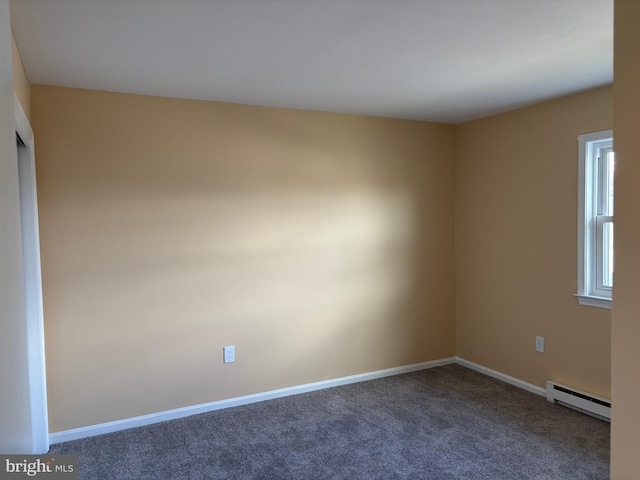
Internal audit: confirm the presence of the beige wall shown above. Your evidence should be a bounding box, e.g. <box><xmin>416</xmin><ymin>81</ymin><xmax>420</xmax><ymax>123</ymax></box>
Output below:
<box><xmin>611</xmin><ymin>0</ymin><xmax>640</xmax><ymax>477</ymax></box>
<box><xmin>11</xmin><ymin>29</ymin><xmax>30</xmax><ymax>120</ymax></box>
<box><xmin>31</xmin><ymin>85</ymin><xmax>455</xmax><ymax>432</ymax></box>
<box><xmin>455</xmin><ymin>86</ymin><xmax>612</xmax><ymax>398</ymax></box>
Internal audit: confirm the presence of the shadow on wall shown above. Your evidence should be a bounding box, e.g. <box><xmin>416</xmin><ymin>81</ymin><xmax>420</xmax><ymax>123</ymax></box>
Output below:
<box><xmin>36</xmin><ymin>89</ymin><xmax>454</xmax><ymax>429</ymax></box>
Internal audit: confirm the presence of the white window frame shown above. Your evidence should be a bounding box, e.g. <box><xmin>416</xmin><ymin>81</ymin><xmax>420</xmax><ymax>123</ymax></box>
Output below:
<box><xmin>575</xmin><ymin>129</ymin><xmax>613</xmax><ymax>309</ymax></box>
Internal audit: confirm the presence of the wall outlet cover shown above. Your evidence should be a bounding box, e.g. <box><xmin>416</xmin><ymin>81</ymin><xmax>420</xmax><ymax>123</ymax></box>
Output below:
<box><xmin>223</xmin><ymin>346</ymin><xmax>235</xmax><ymax>363</ymax></box>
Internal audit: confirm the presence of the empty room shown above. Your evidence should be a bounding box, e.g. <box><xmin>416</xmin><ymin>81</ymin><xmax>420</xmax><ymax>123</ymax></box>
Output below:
<box><xmin>2</xmin><ymin>0</ymin><xmax>640</xmax><ymax>478</ymax></box>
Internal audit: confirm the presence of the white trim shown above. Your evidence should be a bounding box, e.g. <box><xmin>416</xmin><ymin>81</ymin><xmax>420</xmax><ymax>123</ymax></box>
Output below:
<box><xmin>50</xmin><ymin>357</ymin><xmax>456</xmax><ymax>444</ymax></box>
<box><xmin>14</xmin><ymin>93</ymin><xmax>50</xmax><ymax>454</ymax></box>
<box><xmin>577</xmin><ymin>132</ymin><xmax>588</xmax><ymax>297</ymax></box>
<box><xmin>455</xmin><ymin>357</ymin><xmax>546</xmax><ymax>397</ymax></box>
<box><xmin>574</xmin><ymin>294</ymin><xmax>612</xmax><ymax>309</ymax></box>
<box><xmin>14</xmin><ymin>94</ymin><xmax>32</xmax><ymax>143</ymax></box>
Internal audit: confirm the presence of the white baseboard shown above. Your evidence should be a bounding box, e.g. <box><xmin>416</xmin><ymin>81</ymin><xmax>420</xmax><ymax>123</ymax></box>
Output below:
<box><xmin>50</xmin><ymin>356</ymin><xmax>456</xmax><ymax>444</ymax></box>
<box><xmin>455</xmin><ymin>357</ymin><xmax>546</xmax><ymax>397</ymax></box>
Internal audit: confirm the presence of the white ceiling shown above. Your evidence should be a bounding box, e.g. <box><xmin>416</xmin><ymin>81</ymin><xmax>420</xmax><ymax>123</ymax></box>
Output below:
<box><xmin>10</xmin><ymin>0</ymin><xmax>612</xmax><ymax>124</ymax></box>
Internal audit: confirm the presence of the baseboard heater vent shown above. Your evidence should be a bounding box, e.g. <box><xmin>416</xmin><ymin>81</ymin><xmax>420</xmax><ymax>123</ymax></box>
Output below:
<box><xmin>546</xmin><ymin>381</ymin><xmax>610</xmax><ymax>422</ymax></box>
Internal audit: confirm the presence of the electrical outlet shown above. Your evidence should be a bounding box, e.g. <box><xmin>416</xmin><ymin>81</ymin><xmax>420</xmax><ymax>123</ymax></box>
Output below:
<box><xmin>535</xmin><ymin>336</ymin><xmax>544</xmax><ymax>353</ymax></box>
<box><xmin>223</xmin><ymin>346</ymin><xmax>235</xmax><ymax>363</ymax></box>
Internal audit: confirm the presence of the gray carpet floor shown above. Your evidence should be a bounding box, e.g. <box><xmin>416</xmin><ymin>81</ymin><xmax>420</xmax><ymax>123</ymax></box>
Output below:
<box><xmin>49</xmin><ymin>364</ymin><xmax>610</xmax><ymax>479</ymax></box>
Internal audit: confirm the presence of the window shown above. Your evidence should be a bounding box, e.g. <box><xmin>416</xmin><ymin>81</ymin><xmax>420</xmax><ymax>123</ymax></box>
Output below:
<box><xmin>576</xmin><ymin>129</ymin><xmax>614</xmax><ymax>309</ymax></box>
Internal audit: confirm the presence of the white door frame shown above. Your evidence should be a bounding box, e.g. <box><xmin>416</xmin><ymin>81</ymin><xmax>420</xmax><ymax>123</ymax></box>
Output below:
<box><xmin>15</xmin><ymin>93</ymin><xmax>49</xmax><ymax>453</ymax></box>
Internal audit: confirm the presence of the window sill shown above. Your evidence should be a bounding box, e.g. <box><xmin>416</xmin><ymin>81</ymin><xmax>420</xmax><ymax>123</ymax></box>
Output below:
<box><xmin>574</xmin><ymin>294</ymin><xmax>612</xmax><ymax>310</ymax></box>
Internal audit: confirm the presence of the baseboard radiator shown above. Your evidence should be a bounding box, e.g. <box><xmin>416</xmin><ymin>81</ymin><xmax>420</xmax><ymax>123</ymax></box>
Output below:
<box><xmin>545</xmin><ymin>381</ymin><xmax>610</xmax><ymax>422</ymax></box>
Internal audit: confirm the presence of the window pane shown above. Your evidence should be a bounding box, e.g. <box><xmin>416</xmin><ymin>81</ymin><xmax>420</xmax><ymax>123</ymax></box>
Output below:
<box><xmin>606</xmin><ymin>150</ymin><xmax>615</xmax><ymax>216</ymax></box>
<box><xmin>604</xmin><ymin>221</ymin><xmax>614</xmax><ymax>288</ymax></box>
